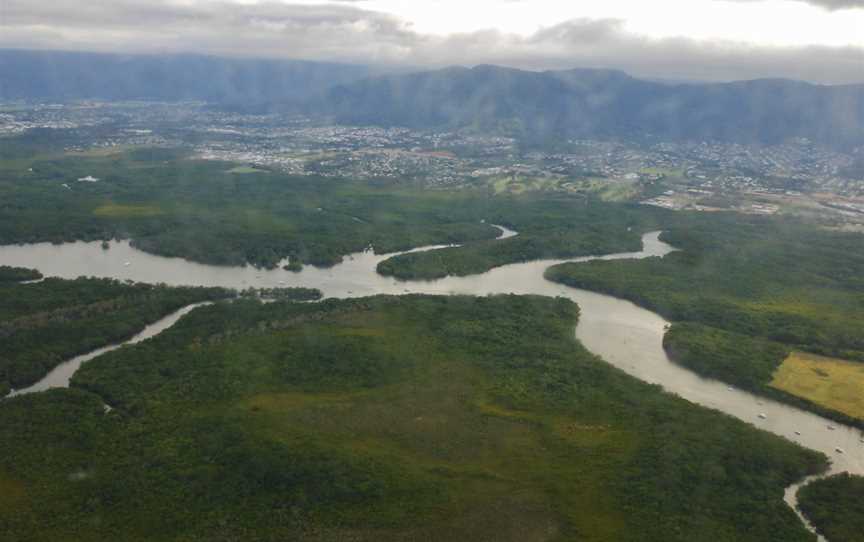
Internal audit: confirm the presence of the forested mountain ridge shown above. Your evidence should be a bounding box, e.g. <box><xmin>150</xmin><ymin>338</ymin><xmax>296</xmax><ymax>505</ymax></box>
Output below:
<box><xmin>2</xmin><ymin>50</ymin><xmax>862</xmax><ymax>148</ymax></box>
<box><xmin>324</xmin><ymin>64</ymin><xmax>864</xmax><ymax>149</ymax></box>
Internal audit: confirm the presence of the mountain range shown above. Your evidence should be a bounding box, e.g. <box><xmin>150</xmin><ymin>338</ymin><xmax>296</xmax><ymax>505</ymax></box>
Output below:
<box><xmin>2</xmin><ymin>49</ymin><xmax>862</xmax><ymax>149</ymax></box>
<box><xmin>324</xmin><ymin>65</ymin><xmax>864</xmax><ymax>149</ymax></box>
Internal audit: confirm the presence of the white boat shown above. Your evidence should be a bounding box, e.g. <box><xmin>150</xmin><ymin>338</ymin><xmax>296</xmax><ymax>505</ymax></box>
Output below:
<box><xmin>123</xmin><ymin>262</ymin><xmax>131</xmax><ymax>267</ymax></box>
<box><xmin>835</xmin><ymin>448</ymin><xmax>845</xmax><ymax>454</ymax></box>
<box><xmin>794</xmin><ymin>431</ymin><xmax>801</xmax><ymax>436</ymax></box>
<box><xmin>758</xmin><ymin>413</ymin><xmax>767</xmax><ymax>420</ymax></box>
<box><xmin>828</xmin><ymin>425</ymin><xmax>836</xmax><ymax>431</ymax></box>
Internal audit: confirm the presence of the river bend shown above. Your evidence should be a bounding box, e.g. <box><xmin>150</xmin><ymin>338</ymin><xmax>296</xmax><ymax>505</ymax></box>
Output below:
<box><xmin>1</xmin><ymin>227</ymin><xmax>861</xmax><ymax>539</ymax></box>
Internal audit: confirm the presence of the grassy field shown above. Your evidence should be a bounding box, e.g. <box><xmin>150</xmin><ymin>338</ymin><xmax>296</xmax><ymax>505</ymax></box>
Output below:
<box><xmin>771</xmin><ymin>352</ymin><xmax>864</xmax><ymax>421</ymax></box>
<box><xmin>0</xmin><ymin>295</ymin><xmax>826</xmax><ymax>541</ymax></box>
<box><xmin>545</xmin><ymin>215</ymin><xmax>864</xmax><ymax>428</ymax></box>
<box><xmin>639</xmin><ymin>167</ymin><xmax>685</xmax><ymax>179</ymax></box>
<box><xmin>226</xmin><ymin>165</ymin><xmax>269</xmax><ymax>174</ymax></box>
<box><xmin>93</xmin><ymin>203</ymin><xmax>165</xmax><ymax>218</ymax></box>
<box><xmin>489</xmin><ymin>175</ymin><xmax>562</xmax><ymax>195</ymax></box>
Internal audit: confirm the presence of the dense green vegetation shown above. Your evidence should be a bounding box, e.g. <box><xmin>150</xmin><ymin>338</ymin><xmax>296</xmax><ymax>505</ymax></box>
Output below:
<box><xmin>0</xmin><ymin>139</ymin><xmax>667</xmax><ymax>273</ymax></box>
<box><xmin>0</xmin><ymin>295</ymin><xmax>826</xmax><ymax>541</ymax></box>
<box><xmin>798</xmin><ymin>474</ymin><xmax>864</xmax><ymax>542</ymax></box>
<box><xmin>662</xmin><ymin>325</ymin><xmax>864</xmax><ymax>429</ymax></box>
<box><xmin>377</xmin><ymin>200</ymin><xmax>647</xmax><ymax>279</ymax></box>
<box><xmin>0</xmin><ymin>277</ymin><xmax>232</xmax><ymax>392</ymax></box>
<box><xmin>663</xmin><ymin>323</ymin><xmax>789</xmax><ymax>391</ymax></box>
<box><xmin>239</xmin><ymin>286</ymin><xmax>323</xmax><ymax>302</ymax></box>
<box><xmin>0</xmin><ymin>143</ymin><xmax>505</xmax><ymax>268</ymax></box>
<box><xmin>0</xmin><ymin>265</ymin><xmax>42</xmax><ymax>283</ymax></box>
<box><xmin>545</xmin><ymin>214</ymin><xmax>864</xmax><ymax>421</ymax></box>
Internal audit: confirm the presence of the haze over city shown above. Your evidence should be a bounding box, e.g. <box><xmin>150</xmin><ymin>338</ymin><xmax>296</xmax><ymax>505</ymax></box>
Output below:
<box><xmin>2</xmin><ymin>0</ymin><xmax>863</xmax><ymax>82</ymax></box>
<box><xmin>2</xmin><ymin>2</ymin><xmax>864</xmax><ymax>541</ymax></box>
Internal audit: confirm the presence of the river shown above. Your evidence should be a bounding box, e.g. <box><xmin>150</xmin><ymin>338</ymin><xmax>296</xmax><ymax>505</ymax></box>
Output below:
<box><xmin>1</xmin><ymin>227</ymin><xmax>861</xmax><ymax>539</ymax></box>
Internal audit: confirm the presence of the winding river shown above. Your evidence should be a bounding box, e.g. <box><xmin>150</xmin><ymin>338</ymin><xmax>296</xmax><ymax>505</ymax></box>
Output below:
<box><xmin>1</xmin><ymin>226</ymin><xmax>861</xmax><ymax>539</ymax></box>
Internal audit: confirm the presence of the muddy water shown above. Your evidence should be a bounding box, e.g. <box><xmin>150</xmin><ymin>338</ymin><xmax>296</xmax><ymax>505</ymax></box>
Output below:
<box><xmin>6</xmin><ymin>303</ymin><xmax>213</xmax><ymax>397</ymax></box>
<box><xmin>2</xmin><ymin>227</ymin><xmax>861</xmax><ymax>538</ymax></box>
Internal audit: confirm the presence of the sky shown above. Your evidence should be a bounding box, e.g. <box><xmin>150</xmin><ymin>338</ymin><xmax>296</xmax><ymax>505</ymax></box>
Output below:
<box><xmin>1</xmin><ymin>0</ymin><xmax>863</xmax><ymax>83</ymax></box>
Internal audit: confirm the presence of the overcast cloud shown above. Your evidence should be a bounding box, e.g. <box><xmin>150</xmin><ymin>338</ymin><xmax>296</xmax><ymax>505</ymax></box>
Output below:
<box><xmin>1</xmin><ymin>0</ymin><xmax>862</xmax><ymax>83</ymax></box>
<box><xmin>782</xmin><ymin>0</ymin><xmax>864</xmax><ymax>8</ymax></box>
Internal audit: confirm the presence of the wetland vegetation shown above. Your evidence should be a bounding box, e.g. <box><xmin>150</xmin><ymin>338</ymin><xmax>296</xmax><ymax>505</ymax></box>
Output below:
<box><xmin>0</xmin><ymin>138</ymin><xmax>673</xmax><ymax>276</ymax></box>
<box><xmin>0</xmin><ymin>140</ymin><xmax>858</xmax><ymax>539</ymax></box>
<box><xmin>545</xmin><ymin>215</ymin><xmax>864</xmax><ymax>424</ymax></box>
<box><xmin>797</xmin><ymin>474</ymin><xmax>864</xmax><ymax>542</ymax></box>
<box><xmin>0</xmin><ymin>275</ymin><xmax>232</xmax><ymax>394</ymax></box>
<box><xmin>0</xmin><ymin>295</ymin><xmax>827</xmax><ymax>541</ymax></box>
<box><xmin>0</xmin><ymin>265</ymin><xmax>42</xmax><ymax>283</ymax></box>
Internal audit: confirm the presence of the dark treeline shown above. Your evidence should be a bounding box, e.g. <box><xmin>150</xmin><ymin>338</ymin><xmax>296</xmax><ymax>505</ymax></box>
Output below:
<box><xmin>239</xmin><ymin>287</ymin><xmax>323</xmax><ymax>301</ymax></box>
<box><xmin>663</xmin><ymin>323</ymin><xmax>789</xmax><ymax>391</ymax></box>
<box><xmin>0</xmin><ymin>143</ymin><xmax>508</xmax><ymax>269</ymax></box>
<box><xmin>377</xmin><ymin>198</ymin><xmax>649</xmax><ymax>279</ymax></box>
<box><xmin>544</xmin><ymin>213</ymin><xmax>864</xmax><ymax>422</ymax></box>
<box><xmin>0</xmin><ymin>266</ymin><xmax>42</xmax><ymax>283</ymax></box>
<box><xmin>0</xmin><ymin>140</ymin><xmax>674</xmax><ymax>273</ymax></box>
<box><xmin>0</xmin><ymin>295</ymin><xmax>825</xmax><ymax>540</ymax></box>
<box><xmin>549</xmin><ymin>221</ymin><xmax>864</xmax><ymax>358</ymax></box>
<box><xmin>797</xmin><ymin>474</ymin><xmax>864</xmax><ymax>542</ymax></box>
<box><xmin>0</xmin><ymin>277</ymin><xmax>233</xmax><ymax>393</ymax></box>
<box><xmin>662</xmin><ymin>323</ymin><xmax>864</xmax><ymax>429</ymax></box>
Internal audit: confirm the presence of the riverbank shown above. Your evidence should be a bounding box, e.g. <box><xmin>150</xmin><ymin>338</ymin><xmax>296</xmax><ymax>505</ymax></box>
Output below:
<box><xmin>0</xmin><ymin>295</ymin><xmax>826</xmax><ymax>541</ymax></box>
<box><xmin>2</xmin><ymin>231</ymin><xmax>861</xmax><ymax>540</ymax></box>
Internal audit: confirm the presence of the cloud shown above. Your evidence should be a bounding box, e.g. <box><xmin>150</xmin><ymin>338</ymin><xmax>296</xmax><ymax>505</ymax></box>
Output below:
<box><xmin>1</xmin><ymin>0</ymin><xmax>862</xmax><ymax>84</ymax></box>
<box><xmin>727</xmin><ymin>0</ymin><xmax>864</xmax><ymax>9</ymax></box>
<box><xmin>812</xmin><ymin>0</ymin><xmax>864</xmax><ymax>7</ymax></box>
<box><xmin>778</xmin><ymin>0</ymin><xmax>863</xmax><ymax>9</ymax></box>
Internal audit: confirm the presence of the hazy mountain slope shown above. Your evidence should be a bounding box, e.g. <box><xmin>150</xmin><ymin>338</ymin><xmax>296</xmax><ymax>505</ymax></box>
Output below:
<box><xmin>0</xmin><ymin>49</ymin><xmax>370</xmax><ymax>104</ymax></box>
<box><xmin>325</xmin><ymin>65</ymin><xmax>864</xmax><ymax>148</ymax></box>
<box><xmin>2</xmin><ymin>51</ymin><xmax>861</xmax><ymax>148</ymax></box>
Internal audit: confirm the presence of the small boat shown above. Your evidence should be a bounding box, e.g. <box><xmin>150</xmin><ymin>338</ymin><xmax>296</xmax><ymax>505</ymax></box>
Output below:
<box><xmin>794</xmin><ymin>431</ymin><xmax>801</xmax><ymax>436</ymax></box>
<box><xmin>835</xmin><ymin>448</ymin><xmax>845</xmax><ymax>454</ymax></box>
<box><xmin>123</xmin><ymin>262</ymin><xmax>131</xmax><ymax>267</ymax></box>
<box><xmin>828</xmin><ymin>425</ymin><xmax>836</xmax><ymax>431</ymax></box>
<box><xmin>758</xmin><ymin>413</ymin><xmax>767</xmax><ymax>420</ymax></box>
<box><xmin>727</xmin><ymin>386</ymin><xmax>734</xmax><ymax>391</ymax></box>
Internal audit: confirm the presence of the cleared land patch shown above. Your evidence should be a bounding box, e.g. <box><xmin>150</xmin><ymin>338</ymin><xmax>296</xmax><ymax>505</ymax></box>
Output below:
<box><xmin>771</xmin><ymin>352</ymin><xmax>864</xmax><ymax>420</ymax></box>
<box><xmin>227</xmin><ymin>165</ymin><xmax>268</xmax><ymax>174</ymax></box>
<box><xmin>93</xmin><ymin>203</ymin><xmax>164</xmax><ymax>218</ymax></box>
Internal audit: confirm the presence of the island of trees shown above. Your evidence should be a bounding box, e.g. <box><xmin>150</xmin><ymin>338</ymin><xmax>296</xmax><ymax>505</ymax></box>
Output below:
<box><xmin>0</xmin><ymin>295</ymin><xmax>827</xmax><ymax>540</ymax></box>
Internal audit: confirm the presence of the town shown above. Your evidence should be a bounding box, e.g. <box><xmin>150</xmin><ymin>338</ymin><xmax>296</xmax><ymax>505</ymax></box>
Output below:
<box><xmin>3</xmin><ymin>100</ymin><xmax>863</xmax><ymax>223</ymax></box>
